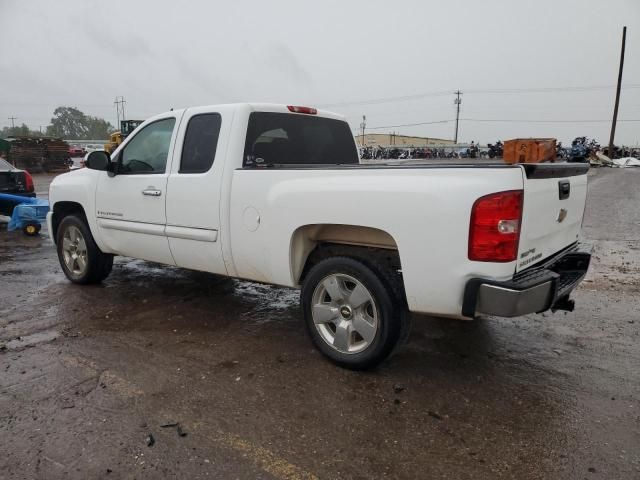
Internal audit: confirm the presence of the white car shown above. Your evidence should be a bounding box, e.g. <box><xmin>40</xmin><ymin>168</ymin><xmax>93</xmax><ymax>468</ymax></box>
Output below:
<box><xmin>68</xmin><ymin>157</ymin><xmax>85</xmax><ymax>170</ymax></box>
<box><xmin>47</xmin><ymin>103</ymin><xmax>591</xmax><ymax>369</ymax></box>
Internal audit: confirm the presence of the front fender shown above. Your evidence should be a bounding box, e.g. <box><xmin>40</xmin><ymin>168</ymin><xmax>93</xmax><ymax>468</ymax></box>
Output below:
<box><xmin>49</xmin><ymin>169</ymin><xmax>112</xmax><ymax>253</ymax></box>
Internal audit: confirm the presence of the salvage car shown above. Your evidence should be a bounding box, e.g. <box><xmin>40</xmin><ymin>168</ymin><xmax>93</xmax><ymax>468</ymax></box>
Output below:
<box><xmin>46</xmin><ymin>104</ymin><xmax>591</xmax><ymax>369</ymax></box>
<box><xmin>0</xmin><ymin>158</ymin><xmax>35</xmax><ymax>215</ymax></box>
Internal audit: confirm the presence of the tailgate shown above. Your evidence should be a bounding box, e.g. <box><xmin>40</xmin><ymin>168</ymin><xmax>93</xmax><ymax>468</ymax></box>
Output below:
<box><xmin>516</xmin><ymin>163</ymin><xmax>589</xmax><ymax>272</ymax></box>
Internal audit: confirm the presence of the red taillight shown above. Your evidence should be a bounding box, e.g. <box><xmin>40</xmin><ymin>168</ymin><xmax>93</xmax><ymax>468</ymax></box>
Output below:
<box><xmin>287</xmin><ymin>105</ymin><xmax>317</xmax><ymax>114</ymax></box>
<box><xmin>469</xmin><ymin>190</ymin><xmax>523</xmax><ymax>262</ymax></box>
<box><xmin>23</xmin><ymin>170</ymin><xmax>34</xmax><ymax>193</ymax></box>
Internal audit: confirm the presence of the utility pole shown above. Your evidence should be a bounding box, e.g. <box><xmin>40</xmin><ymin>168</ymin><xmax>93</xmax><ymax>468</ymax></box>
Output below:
<box><xmin>114</xmin><ymin>96</ymin><xmax>127</xmax><ymax>127</ymax></box>
<box><xmin>608</xmin><ymin>26</ymin><xmax>626</xmax><ymax>159</ymax></box>
<box><xmin>8</xmin><ymin>116</ymin><xmax>17</xmax><ymax>129</ymax></box>
<box><xmin>360</xmin><ymin>115</ymin><xmax>366</xmax><ymax>146</ymax></box>
<box><xmin>453</xmin><ymin>90</ymin><xmax>462</xmax><ymax>144</ymax></box>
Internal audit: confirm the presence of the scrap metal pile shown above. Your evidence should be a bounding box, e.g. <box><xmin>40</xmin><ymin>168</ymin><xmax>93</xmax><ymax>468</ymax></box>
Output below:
<box><xmin>4</xmin><ymin>137</ymin><xmax>70</xmax><ymax>173</ymax></box>
<box><xmin>564</xmin><ymin>137</ymin><xmax>640</xmax><ymax>167</ymax></box>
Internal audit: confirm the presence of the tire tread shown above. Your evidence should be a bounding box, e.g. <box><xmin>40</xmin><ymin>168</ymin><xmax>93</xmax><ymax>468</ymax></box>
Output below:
<box><xmin>56</xmin><ymin>215</ymin><xmax>113</xmax><ymax>284</ymax></box>
<box><xmin>301</xmin><ymin>255</ymin><xmax>409</xmax><ymax>370</ymax></box>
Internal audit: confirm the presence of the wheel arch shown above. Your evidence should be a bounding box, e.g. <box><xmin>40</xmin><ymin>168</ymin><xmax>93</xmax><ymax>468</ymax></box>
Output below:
<box><xmin>289</xmin><ymin>223</ymin><xmax>401</xmax><ymax>285</ymax></box>
<box><xmin>51</xmin><ymin>201</ymin><xmax>87</xmax><ymax>244</ymax></box>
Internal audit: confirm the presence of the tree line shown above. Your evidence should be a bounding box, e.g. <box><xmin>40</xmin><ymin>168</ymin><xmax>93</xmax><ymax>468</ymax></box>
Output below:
<box><xmin>1</xmin><ymin>107</ymin><xmax>115</xmax><ymax>140</ymax></box>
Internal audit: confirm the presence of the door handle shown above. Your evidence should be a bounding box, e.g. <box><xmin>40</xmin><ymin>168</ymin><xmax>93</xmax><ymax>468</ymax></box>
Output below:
<box><xmin>142</xmin><ymin>188</ymin><xmax>162</xmax><ymax>197</ymax></box>
<box><xmin>558</xmin><ymin>180</ymin><xmax>570</xmax><ymax>200</ymax></box>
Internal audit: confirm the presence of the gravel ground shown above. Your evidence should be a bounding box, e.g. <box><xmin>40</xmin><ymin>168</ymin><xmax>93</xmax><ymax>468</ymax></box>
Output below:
<box><xmin>0</xmin><ymin>167</ymin><xmax>638</xmax><ymax>479</ymax></box>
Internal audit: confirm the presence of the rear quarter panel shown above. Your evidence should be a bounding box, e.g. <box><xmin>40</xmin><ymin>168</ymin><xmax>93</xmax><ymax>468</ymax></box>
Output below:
<box><xmin>228</xmin><ymin>166</ymin><xmax>524</xmax><ymax>317</ymax></box>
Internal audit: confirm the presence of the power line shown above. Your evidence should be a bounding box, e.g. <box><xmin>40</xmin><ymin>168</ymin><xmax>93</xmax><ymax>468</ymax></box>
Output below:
<box><xmin>0</xmin><ymin>101</ymin><xmax>116</xmax><ymax>109</ymax></box>
<box><xmin>363</xmin><ymin>117</ymin><xmax>640</xmax><ymax>131</ymax></box>
<box><xmin>319</xmin><ymin>90</ymin><xmax>452</xmax><ymax>108</ymax></box>
<box><xmin>8</xmin><ymin>116</ymin><xmax>17</xmax><ymax>128</ymax></box>
<box><xmin>320</xmin><ymin>83</ymin><xmax>640</xmax><ymax>109</ymax></box>
<box><xmin>464</xmin><ymin>84</ymin><xmax>640</xmax><ymax>94</ymax></box>
<box><xmin>367</xmin><ymin>119</ymin><xmax>452</xmax><ymax>130</ymax></box>
<box><xmin>461</xmin><ymin>118</ymin><xmax>640</xmax><ymax>123</ymax></box>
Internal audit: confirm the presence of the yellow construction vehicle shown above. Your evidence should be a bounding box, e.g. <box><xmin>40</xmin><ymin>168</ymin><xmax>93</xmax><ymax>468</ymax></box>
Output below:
<box><xmin>104</xmin><ymin>120</ymin><xmax>143</xmax><ymax>154</ymax></box>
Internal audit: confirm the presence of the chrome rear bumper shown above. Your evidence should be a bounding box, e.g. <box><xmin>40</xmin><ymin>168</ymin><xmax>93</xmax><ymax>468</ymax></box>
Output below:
<box><xmin>462</xmin><ymin>243</ymin><xmax>592</xmax><ymax>318</ymax></box>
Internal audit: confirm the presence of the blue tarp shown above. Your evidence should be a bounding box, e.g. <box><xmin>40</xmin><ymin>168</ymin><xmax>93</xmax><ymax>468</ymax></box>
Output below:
<box><xmin>0</xmin><ymin>193</ymin><xmax>49</xmax><ymax>231</ymax></box>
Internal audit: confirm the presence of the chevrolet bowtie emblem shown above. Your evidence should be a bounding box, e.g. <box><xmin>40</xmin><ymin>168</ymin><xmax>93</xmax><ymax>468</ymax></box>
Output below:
<box><xmin>557</xmin><ymin>208</ymin><xmax>568</xmax><ymax>223</ymax></box>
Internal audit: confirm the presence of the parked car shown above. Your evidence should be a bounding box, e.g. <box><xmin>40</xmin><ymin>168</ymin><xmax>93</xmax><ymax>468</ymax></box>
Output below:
<box><xmin>47</xmin><ymin>103</ymin><xmax>591</xmax><ymax>369</ymax></box>
<box><xmin>69</xmin><ymin>158</ymin><xmax>85</xmax><ymax>170</ymax></box>
<box><xmin>0</xmin><ymin>157</ymin><xmax>35</xmax><ymax>216</ymax></box>
<box><xmin>69</xmin><ymin>145</ymin><xmax>86</xmax><ymax>157</ymax></box>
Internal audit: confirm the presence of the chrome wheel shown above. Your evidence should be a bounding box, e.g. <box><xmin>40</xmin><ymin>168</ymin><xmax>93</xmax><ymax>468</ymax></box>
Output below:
<box><xmin>61</xmin><ymin>225</ymin><xmax>88</xmax><ymax>276</ymax></box>
<box><xmin>311</xmin><ymin>273</ymin><xmax>379</xmax><ymax>354</ymax></box>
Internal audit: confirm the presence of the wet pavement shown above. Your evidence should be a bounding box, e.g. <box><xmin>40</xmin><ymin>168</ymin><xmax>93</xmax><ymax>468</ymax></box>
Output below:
<box><xmin>1</xmin><ymin>168</ymin><xmax>639</xmax><ymax>479</ymax></box>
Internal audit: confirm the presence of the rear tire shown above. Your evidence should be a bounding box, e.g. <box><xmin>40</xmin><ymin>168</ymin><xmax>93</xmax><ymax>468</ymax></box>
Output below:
<box><xmin>301</xmin><ymin>256</ymin><xmax>408</xmax><ymax>370</ymax></box>
<box><xmin>56</xmin><ymin>215</ymin><xmax>113</xmax><ymax>284</ymax></box>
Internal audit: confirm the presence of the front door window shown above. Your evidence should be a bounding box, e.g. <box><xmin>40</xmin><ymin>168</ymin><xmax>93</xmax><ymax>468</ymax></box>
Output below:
<box><xmin>120</xmin><ymin>118</ymin><xmax>176</xmax><ymax>174</ymax></box>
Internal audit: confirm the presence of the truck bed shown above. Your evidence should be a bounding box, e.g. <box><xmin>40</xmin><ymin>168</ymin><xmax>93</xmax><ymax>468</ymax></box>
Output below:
<box><xmin>242</xmin><ymin>160</ymin><xmax>589</xmax><ymax>178</ymax></box>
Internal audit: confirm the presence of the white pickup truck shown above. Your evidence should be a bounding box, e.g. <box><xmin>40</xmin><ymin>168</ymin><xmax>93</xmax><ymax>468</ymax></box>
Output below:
<box><xmin>47</xmin><ymin>103</ymin><xmax>591</xmax><ymax>369</ymax></box>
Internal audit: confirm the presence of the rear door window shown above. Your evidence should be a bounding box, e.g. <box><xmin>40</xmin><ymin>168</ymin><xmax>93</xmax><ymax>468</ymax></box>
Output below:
<box><xmin>180</xmin><ymin>113</ymin><xmax>222</xmax><ymax>173</ymax></box>
<box><xmin>243</xmin><ymin>112</ymin><xmax>358</xmax><ymax>167</ymax></box>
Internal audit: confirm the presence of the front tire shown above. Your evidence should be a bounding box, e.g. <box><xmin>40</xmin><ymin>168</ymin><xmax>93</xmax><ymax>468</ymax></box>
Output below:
<box><xmin>301</xmin><ymin>256</ymin><xmax>407</xmax><ymax>370</ymax></box>
<box><xmin>56</xmin><ymin>215</ymin><xmax>113</xmax><ymax>284</ymax></box>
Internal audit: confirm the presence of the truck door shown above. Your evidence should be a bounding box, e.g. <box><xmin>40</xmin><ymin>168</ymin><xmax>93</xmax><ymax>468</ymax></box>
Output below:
<box><xmin>95</xmin><ymin>114</ymin><xmax>180</xmax><ymax>265</ymax></box>
<box><xmin>164</xmin><ymin>107</ymin><xmax>230</xmax><ymax>274</ymax></box>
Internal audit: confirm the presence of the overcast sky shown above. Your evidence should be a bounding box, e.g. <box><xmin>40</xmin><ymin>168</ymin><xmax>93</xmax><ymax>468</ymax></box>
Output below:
<box><xmin>1</xmin><ymin>0</ymin><xmax>639</xmax><ymax>144</ymax></box>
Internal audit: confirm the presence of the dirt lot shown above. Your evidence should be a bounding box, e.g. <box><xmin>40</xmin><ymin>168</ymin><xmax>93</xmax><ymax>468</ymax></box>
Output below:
<box><xmin>1</xmin><ymin>168</ymin><xmax>639</xmax><ymax>479</ymax></box>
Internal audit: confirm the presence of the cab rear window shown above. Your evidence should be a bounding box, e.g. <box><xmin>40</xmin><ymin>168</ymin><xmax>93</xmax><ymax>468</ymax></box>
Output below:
<box><xmin>243</xmin><ymin>112</ymin><xmax>358</xmax><ymax>167</ymax></box>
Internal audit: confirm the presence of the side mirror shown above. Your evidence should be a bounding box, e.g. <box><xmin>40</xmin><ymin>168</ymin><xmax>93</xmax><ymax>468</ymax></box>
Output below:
<box><xmin>86</xmin><ymin>151</ymin><xmax>111</xmax><ymax>171</ymax></box>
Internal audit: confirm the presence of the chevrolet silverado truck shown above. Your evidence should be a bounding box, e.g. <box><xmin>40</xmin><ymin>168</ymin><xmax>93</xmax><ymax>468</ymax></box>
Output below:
<box><xmin>47</xmin><ymin>103</ymin><xmax>591</xmax><ymax>369</ymax></box>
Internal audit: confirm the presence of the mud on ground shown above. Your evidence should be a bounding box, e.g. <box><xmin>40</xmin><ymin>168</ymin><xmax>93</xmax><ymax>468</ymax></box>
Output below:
<box><xmin>0</xmin><ymin>168</ymin><xmax>639</xmax><ymax>479</ymax></box>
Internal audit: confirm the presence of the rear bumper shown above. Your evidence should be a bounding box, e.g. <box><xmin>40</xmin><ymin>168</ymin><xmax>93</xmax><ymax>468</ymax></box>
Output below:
<box><xmin>462</xmin><ymin>243</ymin><xmax>592</xmax><ymax>318</ymax></box>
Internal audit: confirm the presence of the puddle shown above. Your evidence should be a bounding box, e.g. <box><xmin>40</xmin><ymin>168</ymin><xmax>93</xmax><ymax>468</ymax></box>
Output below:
<box><xmin>5</xmin><ymin>330</ymin><xmax>60</xmax><ymax>351</ymax></box>
<box><xmin>233</xmin><ymin>281</ymin><xmax>299</xmax><ymax>310</ymax></box>
<box><xmin>120</xmin><ymin>258</ymin><xmax>177</xmax><ymax>276</ymax></box>
<box><xmin>232</xmin><ymin>281</ymin><xmax>300</xmax><ymax>325</ymax></box>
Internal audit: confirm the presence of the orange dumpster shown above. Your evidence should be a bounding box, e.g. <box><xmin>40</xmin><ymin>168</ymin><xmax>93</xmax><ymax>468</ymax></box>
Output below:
<box><xmin>503</xmin><ymin>138</ymin><xmax>557</xmax><ymax>164</ymax></box>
